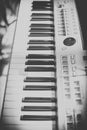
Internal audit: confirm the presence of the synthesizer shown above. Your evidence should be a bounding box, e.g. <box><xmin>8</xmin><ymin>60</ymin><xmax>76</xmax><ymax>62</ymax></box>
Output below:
<box><xmin>0</xmin><ymin>0</ymin><xmax>87</xmax><ymax>130</ymax></box>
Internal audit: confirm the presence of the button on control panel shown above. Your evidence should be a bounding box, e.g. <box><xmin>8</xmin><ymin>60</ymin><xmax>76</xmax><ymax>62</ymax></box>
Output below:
<box><xmin>63</xmin><ymin>37</ymin><xmax>76</xmax><ymax>46</ymax></box>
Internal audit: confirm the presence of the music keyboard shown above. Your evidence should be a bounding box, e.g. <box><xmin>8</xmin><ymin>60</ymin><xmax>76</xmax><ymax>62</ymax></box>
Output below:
<box><xmin>0</xmin><ymin>0</ymin><xmax>87</xmax><ymax>130</ymax></box>
<box><xmin>0</xmin><ymin>0</ymin><xmax>57</xmax><ymax>130</ymax></box>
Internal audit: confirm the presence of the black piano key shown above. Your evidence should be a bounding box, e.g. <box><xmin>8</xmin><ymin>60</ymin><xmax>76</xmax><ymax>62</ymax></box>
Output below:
<box><xmin>25</xmin><ymin>60</ymin><xmax>55</xmax><ymax>65</ymax></box>
<box><xmin>32</xmin><ymin>3</ymin><xmax>52</xmax><ymax>7</ymax></box>
<box><xmin>32</xmin><ymin>1</ymin><xmax>52</xmax><ymax>5</ymax></box>
<box><xmin>30</xmin><ymin>28</ymin><xmax>54</xmax><ymax>31</ymax></box>
<box><xmin>26</xmin><ymin>54</ymin><xmax>55</xmax><ymax>59</ymax></box>
<box><xmin>30</xmin><ymin>28</ymin><xmax>54</xmax><ymax>32</ymax></box>
<box><xmin>32</xmin><ymin>2</ymin><xmax>53</xmax><ymax>7</ymax></box>
<box><xmin>31</xmin><ymin>13</ymin><xmax>53</xmax><ymax>17</ymax></box>
<box><xmin>30</xmin><ymin>24</ymin><xmax>54</xmax><ymax>27</ymax></box>
<box><xmin>32</xmin><ymin>4</ymin><xmax>53</xmax><ymax>9</ymax></box>
<box><xmin>29</xmin><ymin>33</ymin><xmax>54</xmax><ymax>37</ymax></box>
<box><xmin>24</xmin><ymin>77</ymin><xmax>56</xmax><ymax>82</ymax></box>
<box><xmin>27</xmin><ymin>46</ymin><xmax>55</xmax><ymax>50</ymax></box>
<box><xmin>32</xmin><ymin>1</ymin><xmax>52</xmax><ymax>3</ymax></box>
<box><xmin>22</xmin><ymin>97</ymin><xmax>57</xmax><ymax>103</ymax></box>
<box><xmin>21</xmin><ymin>106</ymin><xmax>57</xmax><ymax>111</ymax></box>
<box><xmin>23</xmin><ymin>85</ymin><xmax>56</xmax><ymax>91</ymax></box>
<box><xmin>31</xmin><ymin>15</ymin><xmax>53</xmax><ymax>18</ymax></box>
<box><xmin>31</xmin><ymin>16</ymin><xmax>53</xmax><ymax>19</ymax></box>
<box><xmin>31</xmin><ymin>18</ymin><xmax>54</xmax><ymax>21</ymax></box>
<box><xmin>25</xmin><ymin>67</ymin><xmax>56</xmax><ymax>72</ymax></box>
<box><xmin>32</xmin><ymin>8</ymin><xmax>53</xmax><ymax>11</ymax></box>
<box><xmin>32</xmin><ymin>4</ymin><xmax>53</xmax><ymax>7</ymax></box>
<box><xmin>28</xmin><ymin>40</ymin><xmax>55</xmax><ymax>44</ymax></box>
<box><xmin>20</xmin><ymin>115</ymin><xmax>57</xmax><ymax>121</ymax></box>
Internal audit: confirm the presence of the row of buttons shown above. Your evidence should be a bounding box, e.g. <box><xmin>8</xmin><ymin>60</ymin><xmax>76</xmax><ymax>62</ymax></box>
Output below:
<box><xmin>74</xmin><ymin>81</ymin><xmax>82</xmax><ymax>105</ymax></box>
<box><xmin>62</xmin><ymin>55</ymin><xmax>82</xmax><ymax>105</ymax></box>
<box><xmin>66</xmin><ymin>111</ymin><xmax>82</xmax><ymax>130</ymax></box>
<box><xmin>66</xmin><ymin>110</ymin><xmax>74</xmax><ymax>130</ymax></box>
<box><xmin>62</xmin><ymin>55</ymin><xmax>76</xmax><ymax>76</ymax></box>
<box><xmin>57</xmin><ymin>6</ymin><xmax>78</xmax><ymax>36</ymax></box>
<box><xmin>61</xmin><ymin>55</ymin><xmax>82</xmax><ymax>105</ymax></box>
<box><xmin>61</xmin><ymin>55</ymin><xmax>71</xmax><ymax>99</ymax></box>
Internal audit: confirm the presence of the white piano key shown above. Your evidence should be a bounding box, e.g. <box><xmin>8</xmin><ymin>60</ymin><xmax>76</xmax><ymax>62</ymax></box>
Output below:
<box><xmin>11</xmin><ymin>58</ymin><xmax>25</xmax><ymax>64</ymax></box>
<box><xmin>5</xmin><ymin>95</ymin><xmax>22</xmax><ymax>101</ymax></box>
<box><xmin>2</xmin><ymin>117</ymin><xmax>53</xmax><ymax>130</ymax></box>
<box><xmin>3</xmin><ymin>108</ymin><xmax>55</xmax><ymax>116</ymax></box>
<box><xmin>7</xmin><ymin>75</ymin><xmax>55</xmax><ymax>83</ymax></box>
<box><xmin>25</xmin><ymin>65</ymin><xmax>55</xmax><ymax>68</ymax></box>
<box><xmin>5</xmin><ymin>87</ymin><xmax>22</xmax><ymax>94</ymax></box>
<box><xmin>30</xmin><ymin>21</ymin><xmax>53</xmax><ymax>24</ymax></box>
<box><xmin>8</xmin><ymin>69</ymin><xmax>25</xmax><ymax>75</ymax></box>
<box><xmin>7</xmin><ymin>75</ymin><xmax>24</xmax><ymax>80</ymax></box>
<box><xmin>10</xmin><ymin>64</ymin><xmax>25</xmax><ymax>68</ymax></box>
<box><xmin>7</xmin><ymin>79</ymin><xmax>55</xmax><ymax>89</ymax></box>
<box><xmin>11</xmin><ymin>54</ymin><xmax>55</xmax><ymax>59</ymax></box>
<box><xmin>27</xmin><ymin>44</ymin><xmax>54</xmax><ymax>47</ymax></box>
<box><xmin>11</xmin><ymin>54</ymin><xmax>26</xmax><ymax>58</ymax></box>
<box><xmin>3</xmin><ymin>123</ymin><xmax>53</xmax><ymax>130</ymax></box>
<box><xmin>10</xmin><ymin>64</ymin><xmax>55</xmax><ymax>69</ymax></box>
<box><xmin>7</xmin><ymin>81</ymin><xmax>23</xmax><ymax>89</ymax></box>
<box><xmin>4</xmin><ymin>101</ymin><xmax>55</xmax><ymax>108</ymax></box>
<box><xmin>11</xmin><ymin>50</ymin><xmax>54</xmax><ymax>57</ymax></box>
<box><xmin>5</xmin><ymin>89</ymin><xmax>55</xmax><ymax>97</ymax></box>
<box><xmin>7</xmin><ymin>81</ymin><xmax>55</xmax><ymax>88</ymax></box>
<box><xmin>10</xmin><ymin>60</ymin><xmax>55</xmax><ymax>66</ymax></box>
<box><xmin>29</xmin><ymin>32</ymin><xmax>53</xmax><ymax>35</ymax></box>
<box><xmin>28</xmin><ymin>37</ymin><xmax>53</xmax><ymax>41</ymax></box>
<box><xmin>27</xmin><ymin>50</ymin><xmax>54</xmax><ymax>55</ymax></box>
<box><xmin>5</xmin><ymin>90</ymin><xmax>55</xmax><ymax>98</ymax></box>
<box><xmin>9</xmin><ymin>70</ymin><xmax>55</xmax><ymax>77</ymax></box>
<box><xmin>10</xmin><ymin>59</ymin><xmax>55</xmax><ymax>65</ymax></box>
<box><xmin>8</xmin><ymin>70</ymin><xmax>24</xmax><ymax>76</ymax></box>
<box><xmin>26</xmin><ymin>64</ymin><xmax>55</xmax><ymax>67</ymax></box>
<box><xmin>11</xmin><ymin>54</ymin><xmax>55</xmax><ymax>60</ymax></box>
<box><xmin>12</xmin><ymin>47</ymin><xmax>55</xmax><ymax>54</ymax></box>
<box><xmin>32</xmin><ymin>10</ymin><xmax>53</xmax><ymax>14</ymax></box>
<box><xmin>6</xmin><ymin>85</ymin><xmax>56</xmax><ymax>93</ymax></box>
<box><xmin>12</xmin><ymin>40</ymin><xmax>54</xmax><ymax>51</ymax></box>
<box><xmin>24</xmin><ymin>82</ymin><xmax>56</xmax><ymax>86</ymax></box>
<box><xmin>2</xmin><ymin>116</ymin><xmax>35</xmax><ymax>125</ymax></box>
<box><xmin>28</xmin><ymin>37</ymin><xmax>54</xmax><ymax>42</ymax></box>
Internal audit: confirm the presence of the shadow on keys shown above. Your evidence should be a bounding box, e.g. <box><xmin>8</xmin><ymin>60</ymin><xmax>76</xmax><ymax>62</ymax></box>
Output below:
<box><xmin>0</xmin><ymin>44</ymin><xmax>11</xmax><ymax>76</ymax></box>
<box><xmin>0</xmin><ymin>0</ymin><xmax>20</xmax><ymax>76</ymax></box>
<box><xmin>0</xmin><ymin>116</ymin><xmax>87</xmax><ymax>130</ymax></box>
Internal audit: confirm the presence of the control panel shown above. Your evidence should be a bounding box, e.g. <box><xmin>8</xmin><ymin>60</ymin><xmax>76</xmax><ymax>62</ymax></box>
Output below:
<box><xmin>54</xmin><ymin>0</ymin><xmax>87</xmax><ymax>130</ymax></box>
<box><xmin>54</xmin><ymin>0</ymin><xmax>83</xmax><ymax>52</ymax></box>
<box><xmin>57</xmin><ymin>51</ymin><xmax>87</xmax><ymax>130</ymax></box>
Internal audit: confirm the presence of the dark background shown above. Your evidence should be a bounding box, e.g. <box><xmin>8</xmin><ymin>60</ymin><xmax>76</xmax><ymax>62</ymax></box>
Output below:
<box><xmin>75</xmin><ymin>0</ymin><xmax>87</xmax><ymax>50</ymax></box>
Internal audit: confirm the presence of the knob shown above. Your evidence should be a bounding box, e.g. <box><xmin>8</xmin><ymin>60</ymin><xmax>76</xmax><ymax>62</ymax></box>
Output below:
<box><xmin>63</xmin><ymin>37</ymin><xmax>76</xmax><ymax>46</ymax></box>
